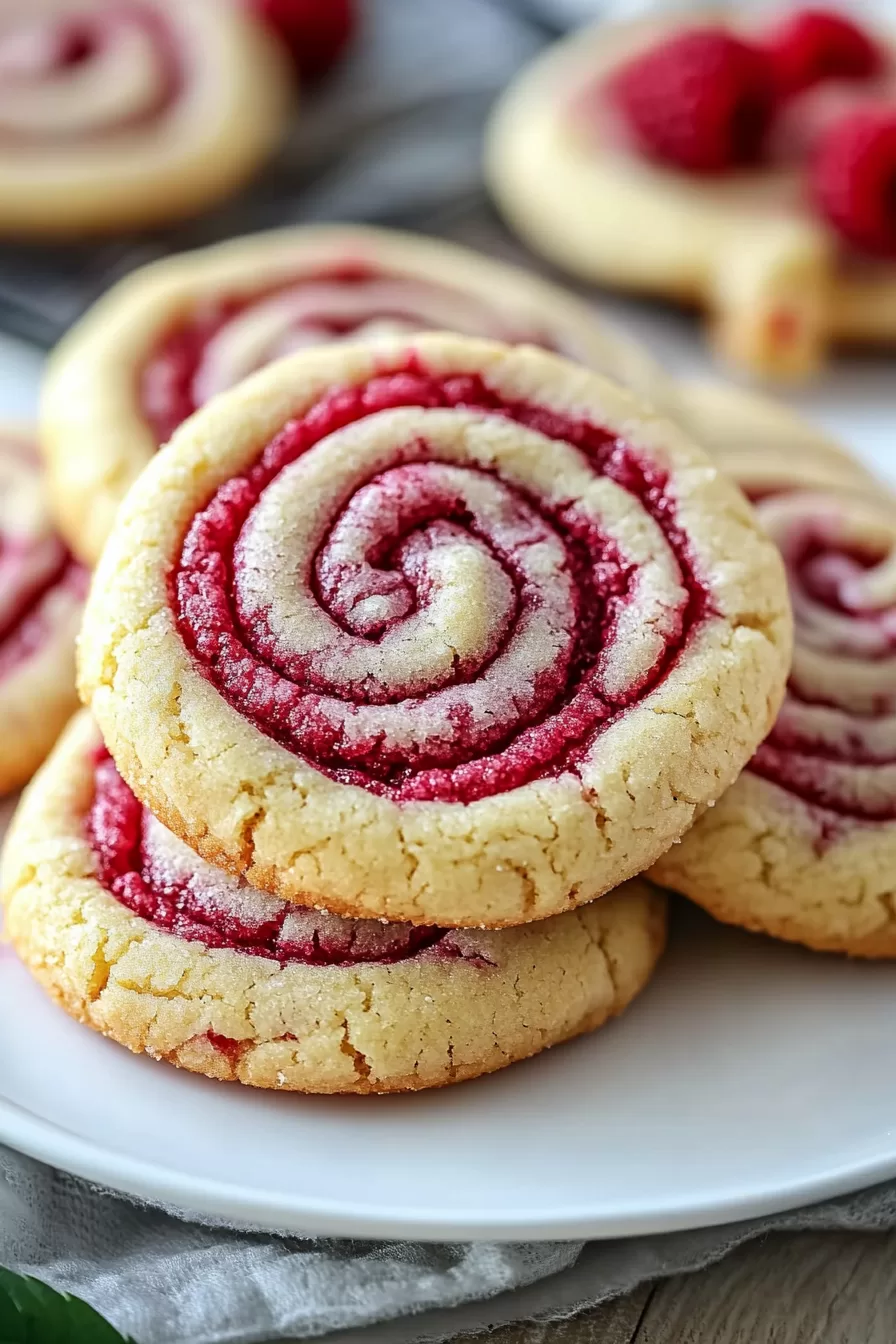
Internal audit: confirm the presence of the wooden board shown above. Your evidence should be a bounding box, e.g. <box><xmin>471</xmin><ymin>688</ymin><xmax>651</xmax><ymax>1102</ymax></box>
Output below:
<box><xmin>440</xmin><ymin>1232</ymin><xmax>896</xmax><ymax>1343</ymax></box>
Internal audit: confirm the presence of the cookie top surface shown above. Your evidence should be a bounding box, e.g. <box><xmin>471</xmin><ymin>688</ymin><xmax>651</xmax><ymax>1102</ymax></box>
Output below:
<box><xmin>41</xmin><ymin>224</ymin><xmax>680</xmax><ymax>565</ymax></box>
<box><xmin>0</xmin><ymin>423</ymin><xmax>85</xmax><ymax>793</ymax></box>
<box><xmin>0</xmin><ymin>0</ymin><xmax>291</xmax><ymax>237</ymax></box>
<box><xmin>1</xmin><ymin>711</ymin><xmax>667</xmax><ymax>1093</ymax></box>
<box><xmin>652</xmin><ymin>394</ymin><xmax>896</xmax><ymax>956</ymax></box>
<box><xmin>485</xmin><ymin>11</ymin><xmax>896</xmax><ymax>374</ymax></box>
<box><xmin>78</xmin><ymin>332</ymin><xmax>791</xmax><ymax>927</ymax></box>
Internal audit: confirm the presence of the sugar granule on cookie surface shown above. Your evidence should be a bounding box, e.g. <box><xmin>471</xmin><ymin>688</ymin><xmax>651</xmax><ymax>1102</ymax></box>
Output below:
<box><xmin>78</xmin><ymin>333</ymin><xmax>791</xmax><ymax>929</ymax></box>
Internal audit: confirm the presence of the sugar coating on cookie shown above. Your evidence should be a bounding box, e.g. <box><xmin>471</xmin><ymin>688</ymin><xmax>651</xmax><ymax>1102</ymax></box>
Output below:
<box><xmin>41</xmin><ymin>225</ymin><xmax>681</xmax><ymax>566</ymax></box>
<box><xmin>653</xmin><ymin>387</ymin><xmax>896</xmax><ymax>956</ymax></box>
<box><xmin>0</xmin><ymin>425</ymin><xmax>85</xmax><ymax>794</ymax></box>
<box><xmin>486</xmin><ymin>13</ymin><xmax>896</xmax><ymax>379</ymax></box>
<box><xmin>1</xmin><ymin>712</ymin><xmax>667</xmax><ymax>1093</ymax></box>
<box><xmin>0</xmin><ymin>0</ymin><xmax>291</xmax><ymax>238</ymax></box>
<box><xmin>78</xmin><ymin>333</ymin><xmax>791</xmax><ymax>927</ymax></box>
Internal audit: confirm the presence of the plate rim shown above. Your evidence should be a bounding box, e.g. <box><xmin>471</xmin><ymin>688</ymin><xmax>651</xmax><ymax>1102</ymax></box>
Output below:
<box><xmin>2</xmin><ymin>1091</ymin><xmax>896</xmax><ymax>1240</ymax></box>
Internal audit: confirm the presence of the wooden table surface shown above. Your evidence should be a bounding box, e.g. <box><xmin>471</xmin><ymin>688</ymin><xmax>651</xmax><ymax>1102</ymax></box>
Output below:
<box><xmin>448</xmin><ymin>1231</ymin><xmax>896</xmax><ymax>1342</ymax></box>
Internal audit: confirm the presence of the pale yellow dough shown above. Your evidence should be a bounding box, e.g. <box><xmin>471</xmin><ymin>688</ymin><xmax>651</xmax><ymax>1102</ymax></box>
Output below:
<box><xmin>41</xmin><ymin>224</ymin><xmax>681</xmax><ymax>566</ymax></box>
<box><xmin>1</xmin><ymin>712</ymin><xmax>667</xmax><ymax>1094</ymax></box>
<box><xmin>78</xmin><ymin>333</ymin><xmax>791</xmax><ymax>928</ymax></box>
<box><xmin>486</xmin><ymin>12</ymin><xmax>896</xmax><ymax>380</ymax></box>
<box><xmin>0</xmin><ymin>0</ymin><xmax>292</xmax><ymax>238</ymax></box>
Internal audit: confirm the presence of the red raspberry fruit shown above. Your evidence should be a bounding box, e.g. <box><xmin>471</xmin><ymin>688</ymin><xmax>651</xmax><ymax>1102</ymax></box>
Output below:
<box><xmin>811</xmin><ymin>106</ymin><xmax>896</xmax><ymax>257</ymax></box>
<box><xmin>245</xmin><ymin>0</ymin><xmax>355</xmax><ymax>83</ymax></box>
<box><xmin>610</xmin><ymin>27</ymin><xmax>777</xmax><ymax>174</ymax></box>
<box><xmin>764</xmin><ymin>9</ymin><xmax>883</xmax><ymax>97</ymax></box>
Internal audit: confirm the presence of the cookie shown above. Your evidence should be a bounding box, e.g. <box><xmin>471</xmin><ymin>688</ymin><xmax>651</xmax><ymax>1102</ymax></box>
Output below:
<box><xmin>678</xmin><ymin>379</ymin><xmax>879</xmax><ymax>496</ymax></box>
<box><xmin>41</xmin><ymin>225</ymin><xmax>681</xmax><ymax>566</ymax></box>
<box><xmin>78</xmin><ymin>332</ymin><xmax>791</xmax><ymax>928</ymax></box>
<box><xmin>0</xmin><ymin>425</ymin><xmax>86</xmax><ymax>795</ymax></box>
<box><xmin>0</xmin><ymin>0</ymin><xmax>291</xmax><ymax>238</ymax></box>
<box><xmin>1</xmin><ymin>711</ymin><xmax>667</xmax><ymax>1093</ymax></box>
<box><xmin>652</xmin><ymin>391</ymin><xmax>896</xmax><ymax>956</ymax></box>
<box><xmin>486</xmin><ymin>13</ymin><xmax>896</xmax><ymax>379</ymax></box>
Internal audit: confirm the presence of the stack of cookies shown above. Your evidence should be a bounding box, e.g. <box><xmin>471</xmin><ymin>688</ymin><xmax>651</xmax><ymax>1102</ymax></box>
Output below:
<box><xmin>0</xmin><ymin>5</ymin><xmax>892</xmax><ymax>1102</ymax></box>
<box><xmin>3</xmin><ymin>294</ymin><xmax>793</xmax><ymax>1093</ymax></box>
<box><xmin>7</xmin><ymin>221</ymin><xmax>891</xmax><ymax>1098</ymax></box>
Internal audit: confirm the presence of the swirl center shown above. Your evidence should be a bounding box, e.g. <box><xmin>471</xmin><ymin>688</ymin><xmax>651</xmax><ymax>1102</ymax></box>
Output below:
<box><xmin>173</xmin><ymin>363</ymin><xmax>709</xmax><ymax>804</ymax></box>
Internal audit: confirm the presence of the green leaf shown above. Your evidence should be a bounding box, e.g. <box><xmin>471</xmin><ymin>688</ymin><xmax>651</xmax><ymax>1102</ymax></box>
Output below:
<box><xmin>0</xmin><ymin>1267</ymin><xmax>133</xmax><ymax>1343</ymax></box>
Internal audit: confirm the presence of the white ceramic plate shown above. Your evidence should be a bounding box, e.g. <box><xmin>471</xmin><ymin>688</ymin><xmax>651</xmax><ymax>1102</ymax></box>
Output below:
<box><xmin>3</xmin><ymin>900</ymin><xmax>896</xmax><ymax>1240</ymax></box>
<box><xmin>1</xmin><ymin>331</ymin><xmax>895</xmax><ymax>1242</ymax></box>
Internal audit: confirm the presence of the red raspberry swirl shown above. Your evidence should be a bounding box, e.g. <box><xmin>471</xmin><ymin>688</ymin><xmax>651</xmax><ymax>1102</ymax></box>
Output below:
<box><xmin>173</xmin><ymin>362</ymin><xmax>711</xmax><ymax>805</ymax></box>
<box><xmin>140</xmin><ymin>267</ymin><xmax>562</xmax><ymax>444</ymax></box>
<box><xmin>0</xmin><ymin>437</ymin><xmax>87</xmax><ymax>679</ymax></box>
<box><xmin>0</xmin><ymin>3</ymin><xmax>179</xmax><ymax>144</ymax></box>
<box><xmin>88</xmin><ymin>752</ymin><xmax>473</xmax><ymax>965</ymax></box>
<box><xmin>749</xmin><ymin>489</ymin><xmax>896</xmax><ymax>821</ymax></box>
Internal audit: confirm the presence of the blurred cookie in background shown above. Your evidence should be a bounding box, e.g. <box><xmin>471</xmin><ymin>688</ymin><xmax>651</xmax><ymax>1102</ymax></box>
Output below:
<box><xmin>41</xmin><ymin>224</ymin><xmax>682</xmax><ymax>564</ymax></box>
<box><xmin>0</xmin><ymin>0</ymin><xmax>294</xmax><ymax>238</ymax></box>
<box><xmin>677</xmin><ymin>376</ymin><xmax>880</xmax><ymax>495</ymax></box>
<box><xmin>487</xmin><ymin>7</ymin><xmax>896</xmax><ymax>380</ymax></box>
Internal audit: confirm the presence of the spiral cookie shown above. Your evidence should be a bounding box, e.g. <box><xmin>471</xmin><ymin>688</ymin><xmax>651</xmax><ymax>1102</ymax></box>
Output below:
<box><xmin>677</xmin><ymin>379</ymin><xmax>879</xmax><ymax>498</ymax></box>
<box><xmin>652</xmin><ymin>402</ymin><xmax>896</xmax><ymax>956</ymax></box>
<box><xmin>2</xmin><ymin>712</ymin><xmax>667</xmax><ymax>1093</ymax></box>
<box><xmin>486</xmin><ymin>12</ymin><xmax>896</xmax><ymax>379</ymax></box>
<box><xmin>0</xmin><ymin>0</ymin><xmax>291</xmax><ymax>237</ymax></box>
<box><xmin>0</xmin><ymin>426</ymin><xmax>85</xmax><ymax>795</ymax></box>
<box><xmin>78</xmin><ymin>333</ymin><xmax>791</xmax><ymax>927</ymax></box>
<box><xmin>41</xmin><ymin>226</ymin><xmax>680</xmax><ymax>566</ymax></box>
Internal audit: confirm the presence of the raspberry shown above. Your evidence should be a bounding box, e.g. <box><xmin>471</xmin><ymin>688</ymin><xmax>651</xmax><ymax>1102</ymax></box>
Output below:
<box><xmin>610</xmin><ymin>27</ymin><xmax>777</xmax><ymax>174</ymax></box>
<box><xmin>811</xmin><ymin>107</ymin><xmax>896</xmax><ymax>257</ymax></box>
<box><xmin>764</xmin><ymin>9</ymin><xmax>883</xmax><ymax>97</ymax></box>
<box><xmin>244</xmin><ymin>0</ymin><xmax>355</xmax><ymax>82</ymax></box>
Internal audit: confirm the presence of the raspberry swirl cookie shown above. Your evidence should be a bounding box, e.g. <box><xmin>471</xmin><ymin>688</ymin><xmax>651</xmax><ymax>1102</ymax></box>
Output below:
<box><xmin>653</xmin><ymin>398</ymin><xmax>896</xmax><ymax>956</ymax></box>
<box><xmin>677</xmin><ymin>379</ymin><xmax>878</xmax><ymax>497</ymax></box>
<box><xmin>0</xmin><ymin>0</ymin><xmax>291</xmax><ymax>237</ymax></box>
<box><xmin>78</xmin><ymin>333</ymin><xmax>791</xmax><ymax>927</ymax></box>
<box><xmin>0</xmin><ymin>425</ymin><xmax>86</xmax><ymax>795</ymax></box>
<box><xmin>2</xmin><ymin>712</ymin><xmax>667</xmax><ymax>1092</ymax></box>
<box><xmin>41</xmin><ymin>226</ymin><xmax>680</xmax><ymax>566</ymax></box>
<box><xmin>486</xmin><ymin>11</ymin><xmax>896</xmax><ymax>379</ymax></box>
